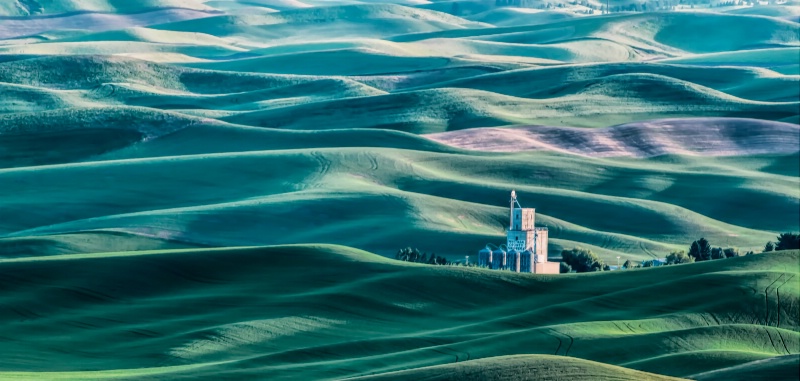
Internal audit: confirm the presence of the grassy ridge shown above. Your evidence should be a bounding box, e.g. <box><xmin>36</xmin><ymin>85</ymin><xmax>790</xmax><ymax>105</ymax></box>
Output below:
<box><xmin>2</xmin><ymin>4</ymin><xmax>799</xmax><ymax>379</ymax></box>
<box><xmin>692</xmin><ymin>354</ymin><xmax>800</xmax><ymax>381</ymax></box>
<box><xmin>0</xmin><ymin>142</ymin><xmax>796</xmax><ymax>260</ymax></box>
<box><xmin>0</xmin><ymin>245</ymin><xmax>796</xmax><ymax>379</ymax></box>
<box><xmin>1</xmin><ymin>55</ymin><xmax>795</xmax><ymax>129</ymax></box>
<box><xmin>389</xmin><ymin>12</ymin><xmax>799</xmax><ymax>53</ymax></box>
<box><xmin>351</xmin><ymin>355</ymin><xmax>686</xmax><ymax>380</ymax></box>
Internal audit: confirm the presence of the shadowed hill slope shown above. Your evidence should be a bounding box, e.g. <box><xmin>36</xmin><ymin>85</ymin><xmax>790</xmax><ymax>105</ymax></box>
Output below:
<box><xmin>0</xmin><ymin>246</ymin><xmax>796</xmax><ymax>380</ymax></box>
<box><xmin>465</xmin><ymin>8</ymin><xmax>579</xmax><ymax>27</ymax></box>
<box><xmin>691</xmin><ymin>354</ymin><xmax>800</xmax><ymax>381</ymax></box>
<box><xmin>390</xmin><ymin>12</ymin><xmax>799</xmax><ymax>54</ymax></box>
<box><xmin>152</xmin><ymin>3</ymin><xmax>490</xmax><ymax>42</ymax></box>
<box><xmin>1</xmin><ymin>55</ymin><xmax>795</xmax><ymax>129</ymax></box>
<box><xmin>1</xmin><ymin>138</ymin><xmax>796</xmax><ymax>259</ymax></box>
<box><xmin>350</xmin><ymin>355</ymin><xmax>686</xmax><ymax>381</ymax></box>
<box><xmin>222</xmin><ymin>85</ymin><xmax>797</xmax><ymax>132</ymax></box>
<box><xmin>0</xmin><ymin>0</ymin><xmax>214</xmax><ymax>17</ymax></box>
<box><xmin>425</xmin><ymin>118</ymin><xmax>800</xmax><ymax>157</ymax></box>
<box><xmin>0</xmin><ymin>4</ymin><xmax>798</xmax><ymax>262</ymax></box>
<box><xmin>2</xmin><ymin>3</ymin><xmax>800</xmax><ymax>380</ymax></box>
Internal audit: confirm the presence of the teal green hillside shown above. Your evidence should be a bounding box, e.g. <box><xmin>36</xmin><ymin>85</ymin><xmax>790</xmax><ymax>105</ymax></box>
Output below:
<box><xmin>1</xmin><ymin>1</ymin><xmax>799</xmax><ymax>379</ymax></box>
<box><xmin>0</xmin><ymin>246</ymin><xmax>797</xmax><ymax>380</ymax></box>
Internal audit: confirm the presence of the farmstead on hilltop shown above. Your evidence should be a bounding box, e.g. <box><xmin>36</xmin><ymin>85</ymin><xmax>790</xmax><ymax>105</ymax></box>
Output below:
<box><xmin>478</xmin><ymin>191</ymin><xmax>559</xmax><ymax>274</ymax></box>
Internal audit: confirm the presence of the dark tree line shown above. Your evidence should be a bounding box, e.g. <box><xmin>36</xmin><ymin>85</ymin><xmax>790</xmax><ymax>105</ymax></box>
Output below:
<box><xmin>666</xmin><ymin>233</ymin><xmax>799</xmax><ymax>266</ymax></box>
<box><xmin>679</xmin><ymin>237</ymin><xmax>744</xmax><ymax>263</ymax></box>
<box><xmin>763</xmin><ymin>233</ymin><xmax>800</xmax><ymax>252</ymax></box>
<box><xmin>395</xmin><ymin>247</ymin><xmax>449</xmax><ymax>265</ymax></box>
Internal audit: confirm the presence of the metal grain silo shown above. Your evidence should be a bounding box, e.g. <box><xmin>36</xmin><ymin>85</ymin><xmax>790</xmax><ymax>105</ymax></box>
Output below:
<box><xmin>520</xmin><ymin>249</ymin><xmax>534</xmax><ymax>273</ymax></box>
<box><xmin>491</xmin><ymin>248</ymin><xmax>506</xmax><ymax>270</ymax></box>
<box><xmin>478</xmin><ymin>247</ymin><xmax>492</xmax><ymax>267</ymax></box>
<box><xmin>507</xmin><ymin>249</ymin><xmax>521</xmax><ymax>272</ymax></box>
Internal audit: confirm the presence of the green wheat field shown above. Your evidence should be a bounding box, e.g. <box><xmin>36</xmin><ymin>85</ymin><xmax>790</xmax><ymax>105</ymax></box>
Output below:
<box><xmin>0</xmin><ymin>0</ymin><xmax>798</xmax><ymax>379</ymax></box>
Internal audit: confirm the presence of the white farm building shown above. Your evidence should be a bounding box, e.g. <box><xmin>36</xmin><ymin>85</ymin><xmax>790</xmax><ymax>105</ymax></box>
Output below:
<box><xmin>478</xmin><ymin>191</ymin><xmax>559</xmax><ymax>274</ymax></box>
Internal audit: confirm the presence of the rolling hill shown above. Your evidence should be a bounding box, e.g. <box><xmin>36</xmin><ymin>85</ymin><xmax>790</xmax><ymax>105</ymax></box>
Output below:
<box><xmin>1</xmin><ymin>1</ymin><xmax>799</xmax><ymax>380</ymax></box>
<box><xmin>0</xmin><ymin>245</ymin><xmax>796</xmax><ymax>380</ymax></box>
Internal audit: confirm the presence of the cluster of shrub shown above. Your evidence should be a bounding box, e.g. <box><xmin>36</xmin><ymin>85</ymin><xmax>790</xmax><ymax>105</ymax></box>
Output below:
<box><xmin>664</xmin><ymin>237</ymin><xmax>741</xmax><ymax>265</ymax></box>
<box><xmin>667</xmin><ymin>232</ymin><xmax>800</xmax><ymax>265</ymax></box>
<box><xmin>560</xmin><ymin>232</ymin><xmax>799</xmax><ymax>273</ymax></box>
<box><xmin>559</xmin><ymin>248</ymin><xmax>608</xmax><ymax>273</ymax></box>
<box><xmin>395</xmin><ymin>247</ymin><xmax>449</xmax><ymax>266</ymax></box>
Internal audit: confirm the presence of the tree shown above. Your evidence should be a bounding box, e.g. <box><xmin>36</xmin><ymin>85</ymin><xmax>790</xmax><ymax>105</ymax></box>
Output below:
<box><xmin>427</xmin><ymin>253</ymin><xmax>436</xmax><ymax>265</ymax></box>
<box><xmin>698</xmin><ymin>238</ymin><xmax>712</xmax><ymax>261</ymax></box>
<box><xmin>711</xmin><ymin>247</ymin><xmax>724</xmax><ymax>260</ymax></box>
<box><xmin>560</xmin><ymin>262</ymin><xmax>573</xmax><ymax>274</ymax></box>
<box><xmin>764</xmin><ymin>241</ymin><xmax>775</xmax><ymax>252</ymax></box>
<box><xmin>723</xmin><ymin>248</ymin><xmax>739</xmax><ymax>258</ymax></box>
<box><xmin>689</xmin><ymin>240</ymin><xmax>701</xmax><ymax>261</ymax></box>
<box><xmin>561</xmin><ymin>248</ymin><xmax>605</xmax><ymax>273</ymax></box>
<box><xmin>396</xmin><ymin>248</ymin><xmax>447</xmax><ymax>265</ymax></box>
<box><xmin>775</xmin><ymin>233</ymin><xmax>800</xmax><ymax>251</ymax></box>
<box><xmin>666</xmin><ymin>250</ymin><xmax>694</xmax><ymax>265</ymax></box>
<box><xmin>622</xmin><ymin>259</ymin><xmax>633</xmax><ymax>269</ymax></box>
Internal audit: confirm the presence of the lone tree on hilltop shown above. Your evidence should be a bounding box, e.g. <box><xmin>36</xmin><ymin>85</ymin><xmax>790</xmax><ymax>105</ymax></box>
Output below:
<box><xmin>764</xmin><ymin>241</ymin><xmax>775</xmax><ymax>252</ymax></box>
<box><xmin>775</xmin><ymin>233</ymin><xmax>800</xmax><ymax>251</ymax></box>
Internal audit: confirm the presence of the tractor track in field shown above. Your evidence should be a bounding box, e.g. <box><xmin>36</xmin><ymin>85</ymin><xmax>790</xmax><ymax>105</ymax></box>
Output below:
<box><xmin>547</xmin><ymin>329</ymin><xmax>574</xmax><ymax>356</ymax></box>
<box><xmin>564</xmin><ymin>333</ymin><xmax>575</xmax><ymax>356</ymax></box>
<box><xmin>91</xmin><ymin>83</ymin><xmax>117</xmax><ymax>98</ymax></box>
<box><xmin>638</xmin><ymin>241</ymin><xmax>657</xmax><ymax>259</ymax></box>
<box><xmin>764</xmin><ymin>274</ymin><xmax>786</xmax><ymax>326</ymax></box>
<box><xmin>763</xmin><ymin>326</ymin><xmax>780</xmax><ymax>355</ymax></box>
<box><xmin>775</xmin><ymin>274</ymin><xmax>794</xmax><ymax>328</ymax></box>
<box><xmin>774</xmin><ymin>328</ymin><xmax>791</xmax><ymax>355</ymax></box>
<box><xmin>366</xmin><ymin>152</ymin><xmax>379</xmax><ymax>171</ymax></box>
<box><xmin>431</xmin><ymin>348</ymin><xmax>459</xmax><ymax>363</ymax></box>
<box><xmin>548</xmin><ymin>329</ymin><xmax>563</xmax><ymax>355</ymax></box>
<box><xmin>311</xmin><ymin>151</ymin><xmax>332</xmax><ymax>181</ymax></box>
